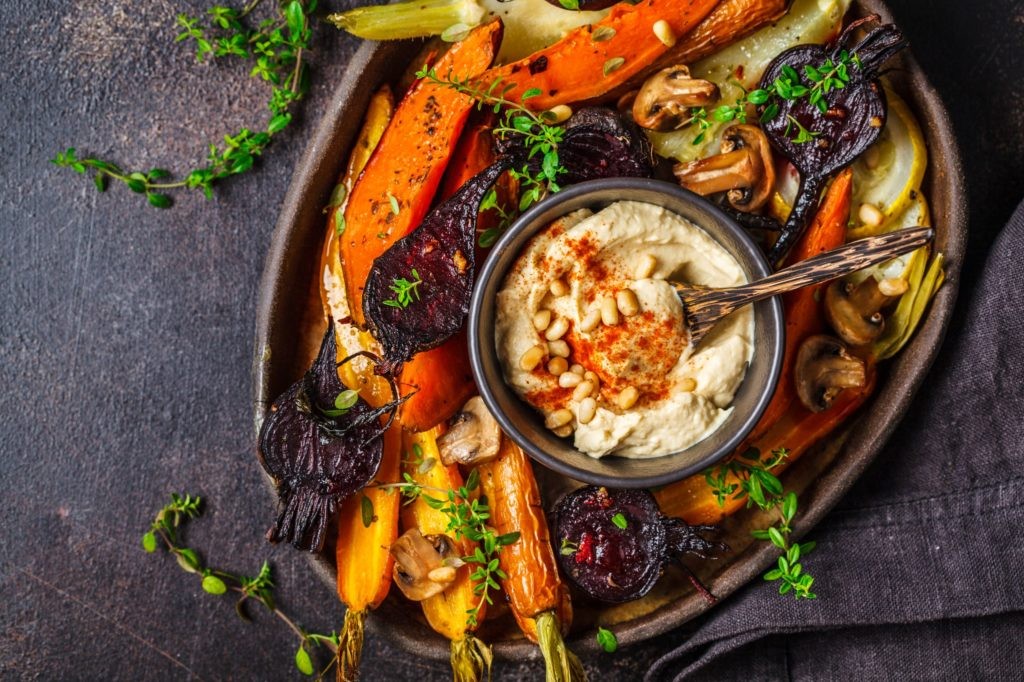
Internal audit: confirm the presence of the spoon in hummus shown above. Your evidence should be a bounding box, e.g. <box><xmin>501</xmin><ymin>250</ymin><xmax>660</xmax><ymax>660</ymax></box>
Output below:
<box><xmin>675</xmin><ymin>226</ymin><xmax>935</xmax><ymax>348</ymax></box>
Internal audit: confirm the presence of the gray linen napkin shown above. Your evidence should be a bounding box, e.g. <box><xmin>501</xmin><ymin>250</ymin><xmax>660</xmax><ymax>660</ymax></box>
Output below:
<box><xmin>645</xmin><ymin>200</ymin><xmax>1024</xmax><ymax>681</ymax></box>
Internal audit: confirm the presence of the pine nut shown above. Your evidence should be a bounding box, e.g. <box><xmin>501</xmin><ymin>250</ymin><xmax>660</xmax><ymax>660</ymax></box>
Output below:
<box><xmin>572</xmin><ymin>381</ymin><xmax>594</xmax><ymax>402</ymax></box>
<box><xmin>519</xmin><ymin>345</ymin><xmax>546</xmax><ymax>371</ymax></box>
<box><xmin>544</xmin><ymin>104</ymin><xmax>573</xmax><ymax>124</ymax></box>
<box><xmin>553</xmin><ymin>424</ymin><xmax>574</xmax><ymax>438</ymax></box>
<box><xmin>617</xmin><ymin>386</ymin><xmax>640</xmax><ymax>410</ymax></box>
<box><xmin>559</xmin><ymin>372</ymin><xmax>583</xmax><ymax>388</ymax></box>
<box><xmin>616</xmin><ymin>288</ymin><xmax>640</xmax><ymax>316</ymax></box>
<box><xmin>428</xmin><ymin>566</ymin><xmax>456</xmax><ymax>583</ymax></box>
<box><xmin>584</xmin><ymin>371</ymin><xmax>600</xmax><ymax>389</ymax></box>
<box><xmin>579</xmin><ymin>307</ymin><xmax>602</xmax><ymax>333</ymax></box>
<box><xmin>550</xmin><ymin>278</ymin><xmax>570</xmax><ymax>297</ymax></box>
<box><xmin>858</xmin><ymin>203</ymin><xmax>884</xmax><ymax>227</ymax></box>
<box><xmin>652</xmin><ymin>19</ymin><xmax>676</xmax><ymax>47</ymax></box>
<box><xmin>635</xmin><ymin>254</ymin><xmax>657</xmax><ymax>279</ymax></box>
<box><xmin>600</xmin><ymin>295</ymin><xmax>620</xmax><ymax>326</ymax></box>
<box><xmin>547</xmin><ymin>356</ymin><xmax>569</xmax><ymax>376</ymax></box>
<box><xmin>533</xmin><ymin>309</ymin><xmax>552</xmax><ymax>331</ymax></box>
<box><xmin>577</xmin><ymin>397</ymin><xmax>597</xmax><ymax>424</ymax></box>
<box><xmin>548</xmin><ymin>339</ymin><xmax>571</xmax><ymax>357</ymax></box>
<box><xmin>545</xmin><ymin>408</ymin><xmax>574</xmax><ymax>429</ymax></box>
<box><xmin>878</xmin><ymin>277</ymin><xmax>909</xmax><ymax>297</ymax></box>
<box><xmin>545</xmin><ymin>316</ymin><xmax>569</xmax><ymax>341</ymax></box>
<box><xmin>679</xmin><ymin>377</ymin><xmax>697</xmax><ymax>392</ymax></box>
<box><xmin>570</xmin><ymin>364</ymin><xmax>585</xmax><ymax>375</ymax></box>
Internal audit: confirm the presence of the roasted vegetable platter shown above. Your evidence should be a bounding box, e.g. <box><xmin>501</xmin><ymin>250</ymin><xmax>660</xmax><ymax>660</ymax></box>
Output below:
<box><xmin>253</xmin><ymin>0</ymin><xmax>965</xmax><ymax>674</ymax></box>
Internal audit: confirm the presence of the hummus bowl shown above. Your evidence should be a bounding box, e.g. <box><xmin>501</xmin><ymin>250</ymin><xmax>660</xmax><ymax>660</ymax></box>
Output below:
<box><xmin>468</xmin><ymin>178</ymin><xmax>785</xmax><ymax>488</ymax></box>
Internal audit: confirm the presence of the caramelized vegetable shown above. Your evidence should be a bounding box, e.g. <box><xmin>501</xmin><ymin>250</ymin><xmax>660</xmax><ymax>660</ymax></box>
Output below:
<box><xmin>664</xmin><ymin>0</ymin><xmax>789</xmax><ymax>66</ymax></box>
<box><xmin>478</xmin><ymin>437</ymin><xmax>582</xmax><ymax>681</ymax></box>
<box><xmin>402</xmin><ymin>429</ymin><xmax>492</xmax><ymax>682</ymax></box>
<box><xmin>342</xmin><ymin>22</ymin><xmax>502</xmax><ymax>327</ymax></box>
<box><xmin>477</xmin><ymin>0</ymin><xmax>719</xmax><ymax>111</ymax></box>
<box><xmin>258</xmin><ymin>329</ymin><xmax>400</xmax><ymax>552</ymax></box>
<box><xmin>759</xmin><ymin>18</ymin><xmax>907</xmax><ymax>264</ymax></box>
<box><xmin>555</xmin><ymin>486</ymin><xmax>722</xmax><ymax>603</ymax></box>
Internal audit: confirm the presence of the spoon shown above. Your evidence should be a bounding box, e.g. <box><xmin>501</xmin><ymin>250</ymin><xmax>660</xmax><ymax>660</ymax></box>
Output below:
<box><xmin>674</xmin><ymin>226</ymin><xmax>935</xmax><ymax>347</ymax></box>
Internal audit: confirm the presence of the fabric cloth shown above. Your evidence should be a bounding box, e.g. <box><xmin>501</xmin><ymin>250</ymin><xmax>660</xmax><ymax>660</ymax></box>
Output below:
<box><xmin>647</xmin><ymin>201</ymin><xmax>1024</xmax><ymax>681</ymax></box>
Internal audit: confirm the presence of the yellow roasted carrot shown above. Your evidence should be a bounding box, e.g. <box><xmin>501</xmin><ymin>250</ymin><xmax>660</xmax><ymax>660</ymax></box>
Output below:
<box><xmin>478</xmin><ymin>437</ymin><xmax>583</xmax><ymax>682</ymax></box>
<box><xmin>402</xmin><ymin>429</ymin><xmax>492</xmax><ymax>682</ymax></box>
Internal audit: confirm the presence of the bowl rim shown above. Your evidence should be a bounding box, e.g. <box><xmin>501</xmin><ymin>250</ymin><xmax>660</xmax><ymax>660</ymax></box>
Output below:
<box><xmin>468</xmin><ymin>177</ymin><xmax>785</xmax><ymax>488</ymax></box>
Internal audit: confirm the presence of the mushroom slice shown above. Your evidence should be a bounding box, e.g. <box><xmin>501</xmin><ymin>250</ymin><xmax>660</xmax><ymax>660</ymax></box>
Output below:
<box><xmin>390</xmin><ymin>529</ymin><xmax>457</xmax><ymax>601</ymax></box>
<box><xmin>631</xmin><ymin>66</ymin><xmax>719</xmax><ymax>132</ymax></box>
<box><xmin>795</xmin><ymin>335</ymin><xmax>867</xmax><ymax>412</ymax></box>
<box><xmin>824</xmin><ymin>276</ymin><xmax>909</xmax><ymax>347</ymax></box>
<box><xmin>437</xmin><ymin>396</ymin><xmax>501</xmax><ymax>467</ymax></box>
<box><xmin>673</xmin><ymin>124</ymin><xmax>775</xmax><ymax>212</ymax></box>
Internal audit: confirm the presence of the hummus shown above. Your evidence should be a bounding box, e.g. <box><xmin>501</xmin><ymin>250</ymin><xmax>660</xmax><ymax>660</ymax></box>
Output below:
<box><xmin>495</xmin><ymin>200</ymin><xmax>754</xmax><ymax>459</ymax></box>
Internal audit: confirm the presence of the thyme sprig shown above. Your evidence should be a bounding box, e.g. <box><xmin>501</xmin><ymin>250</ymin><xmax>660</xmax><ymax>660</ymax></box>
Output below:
<box><xmin>372</xmin><ymin>469</ymin><xmax>521</xmax><ymax>627</ymax></box>
<box><xmin>142</xmin><ymin>493</ymin><xmax>340</xmax><ymax>678</ymax></box>
<box><xmin>52</xmin><ymin>0</ymin><xmax>315</xmax><ymax>208</ymax></box>
<box><xmin>704</xmin><ymin>447</ymin><xmax>818</xmax><ymax>599</ymax></box>
<box><xmin>416</xmin><ymin>66</ymin><xmax>567</xmax><ymax>215</ymax></box>
<box><xmin>383</xmin><ymin>269</ymin><xmax>423</xmax><ymax>309</ymax></box>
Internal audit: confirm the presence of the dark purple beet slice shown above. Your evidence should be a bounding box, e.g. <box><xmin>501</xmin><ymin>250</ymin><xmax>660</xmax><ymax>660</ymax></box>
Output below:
<box><xmin>362</xmin><ymin>159</ymin><xmax>512</xmax><ymax>376</ymax></box>
<box><xmin>554</xmin><ymin>486</ymin><xmax>722</xmax><ymax>603</ymax></box>
<box><xmin>258</xmin><ymin>328</ymin><xmax>399</xmax><ymax>552</ymax></box>
<box><xmin>759</xmin><ymin>17</ymin><xmax>907</xmax><ymax>264</ymax></box>
<box><xmin>542</xmin><ymin>0</ymin><xmax>619</xmax><ymax>10</ymax></box>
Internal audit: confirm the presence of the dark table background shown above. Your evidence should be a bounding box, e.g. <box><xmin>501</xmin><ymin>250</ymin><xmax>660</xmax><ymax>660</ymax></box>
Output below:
<box><xmin>2</xmin><ymin>0</ymin><xmax>1021</xmax><ymax>679</ymax></box>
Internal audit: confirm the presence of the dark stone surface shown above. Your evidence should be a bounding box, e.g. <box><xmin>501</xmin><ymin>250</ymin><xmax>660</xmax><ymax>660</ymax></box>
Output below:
<box><xmin>1</xmin><ymin>1</ymin><xmax>1020</xmax><ymax>680</ymax></box>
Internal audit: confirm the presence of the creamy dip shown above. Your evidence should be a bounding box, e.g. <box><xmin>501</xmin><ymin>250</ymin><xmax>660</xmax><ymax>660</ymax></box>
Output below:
<box><xmin>495</xmin><ymin>201</ymin><xmax>754</xmax><ymax>459</ymax></box>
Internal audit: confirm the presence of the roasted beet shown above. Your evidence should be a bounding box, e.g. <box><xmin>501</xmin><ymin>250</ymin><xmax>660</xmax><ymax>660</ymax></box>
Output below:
<box><xmin>554</xmin><ymin>486</ymin><xmax>722</xmax><ymax>603</ymax></box>
<box><xmin>258</xmin><ymin>328</ymin><xmax>401</xmax><ymax>552</ymax></box>
<box><xmin>759</xmin><ymin>16</ymin><xmax>907</xmax><ymax>264</ymax></box>
<box><xmin>363</xmin><ymin>107</ymin><xmax>653</xmax><ymax>374</ymax></box>
<box><xmin>362</xmin><ymin>159</ymin><xmax>513</xmax><ymax>375</ymax></box>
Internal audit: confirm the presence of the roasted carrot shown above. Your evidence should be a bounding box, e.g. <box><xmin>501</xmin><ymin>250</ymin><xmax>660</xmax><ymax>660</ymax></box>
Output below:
<box><xmin>319</xmin><ymin>86</ymin><xmax>399</xmax><ymax>682</ymax></box>
<box><xmin>477</xmin><ymin>0</ymin><xmax>719</xmax><ymax>111</ymax></box>
<box><xmin>751</xmin><ymin>168</ymin><xmax>853</xmax><ymax>440</ymax></box>
<box><xmin>665</xmin><ymin>0</ymin><xmax>789</xmax><ymax>66</ymax></box>
<box><xmin>478</xmin><ymin>437</ymin><xmax>582</xmax><ymax>682</ymax></box>
<box><xmin>341</xmin><ymin>22</ymin><xmax>502</xmax><ymax>326</ymax></box>
<box><xmin>402</xmin><ymin>429</ymin><xmax>492</xmax><ymax>682</ymax></box>
<box><xmin>655</xmin><ymin>368</ymin><xmax>876</xmax><ymax>524</ymax></box>
<box><xmin>396</xmin><ymin>122</ymin><xmax>497</xmax><ymax>432</ymax></box>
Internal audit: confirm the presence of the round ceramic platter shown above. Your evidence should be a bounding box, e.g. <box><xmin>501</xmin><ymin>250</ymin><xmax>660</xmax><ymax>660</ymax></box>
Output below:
<box><xmin>253</xmin><ymin>0</ymin><xmax>966</xmax><ymax>661</ymax></box>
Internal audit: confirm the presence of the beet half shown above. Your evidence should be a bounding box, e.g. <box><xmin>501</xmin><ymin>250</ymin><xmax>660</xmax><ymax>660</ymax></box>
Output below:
<box><xmin>554</xmin><ymin>486</ymin><xmax>722</xmax><ymax>603</ymax></box>
<box><xmin>258</xmin><ymin>328</ymin><xmax>400</xmax><ymax>552</ymax></box>
<box><xmin>759</xmin><ymin>16</ymin><xmax>907</xmax><ymax>264</ymax></box>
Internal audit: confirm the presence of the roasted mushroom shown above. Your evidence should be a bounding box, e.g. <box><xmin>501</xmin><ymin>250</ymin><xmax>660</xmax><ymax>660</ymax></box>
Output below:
<box><xmin>673</xmin><ymin>124</ymin><xmax>775</xmax><ymax>212</ymax></box>
<box><xmin>631</xmin><ymin>66</ymin><xmax>719</xmax><ymax>132</ymax></box>
<box><xmin>794</xmin><ymin>334</ymin><xmax>867</xmax><ymax>412</ymax></box>
<box><xmin>824</xmin><ymin>276</ymin><xmax>909</xmax><ymax>346</ymax></box>
<box><xmin>437</xmin><ymin>396</ymin><xmax>502</xmax><ymax>467</ymax></box>
<box><xmin>554</xmin><ymin>486</ymin><xmax>722</xmax><ymax>603</ymax></box>
<box><xmin>390</xmin><ymin>529</ymin><xmax>458</xmax><ymax>601</ymax></box>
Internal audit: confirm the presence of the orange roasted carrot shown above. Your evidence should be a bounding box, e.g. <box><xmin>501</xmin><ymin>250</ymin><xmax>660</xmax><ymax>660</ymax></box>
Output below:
<box><xmin>401</xmin><ymin>429</ymin><xmax>492</xmax><ymax>682</ymax></box>
<box><xmin>655</xmin><ymin>367</ymin><xmax>876</xmax><ymax>524</ymax></box>
<box><xmin>751</xmin><ymin>168</ymin><xmax>853</xmax><ymax>440</ymax></box>
<box><xmin>396</xmin><ymin>122</ymin><xmax>498</xmax><ymax>432</ymax></box>
<box><xmin>668</xmin><ymin>0</ymin><xmax>789</xmax><ymax>66</ymax></box>
<box><xmin>478</xmin><ymin>437</ymin><xmax>582</xmax><ymax>681</ymax></box>
<box><xmin>477</xmin><ymin>0</ymin><xmax>719</xmax><ymax>111</ymax></box>
<box><xmin>341</xmin><ymin>22</ymin><xmax>502</xmax><ymax>327</ymax></box>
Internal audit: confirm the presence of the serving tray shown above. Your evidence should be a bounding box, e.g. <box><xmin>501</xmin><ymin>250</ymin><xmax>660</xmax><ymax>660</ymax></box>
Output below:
<box><xmin>253</xmin><ymin>0</ymin><xmax>966</xmax><ymax>661</ymax></box>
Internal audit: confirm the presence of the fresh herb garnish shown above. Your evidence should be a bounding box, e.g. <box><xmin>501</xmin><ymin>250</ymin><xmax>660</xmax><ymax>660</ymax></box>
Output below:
<box><xmin>416</xmin><ymin>67</ymin><xmax>567</xmax><ymax>213</ymax></box>
<box><xmin>784</xmin><ymin>115</ymin><xmax>822</xmax><ymax>144</ymax></box>
<box><xmin>320</xmin><ymin>389</ymin><xmax>359</xmax><ymax>418</ymax></box>
<box><xmin>142</xmin><ymin>493</ymin><xmax>340</xmax><ymax>677</ymax></box>
<box><xmin>611</xmin><ymin>512</ymin><xmax>628</xmax><ymax>530</ymax></box>
<box><xmin>52</xmin><ymin>0</ymin><xmax>315</xmax><ymax>208</ymax></box>
<box><xmin>596</xmin><ymin>626</ymin><xmax>618</xmax><ymax>653</ymax></box>
<box><xmin>559</xmin><ymin>538</ymin><xmax>579</xmax><ymax>556</ymax></box>
<box><xmin>382</xmin><ymin>269</ymin><xmax>423</xmax><ymax>308</ymax></box>
<box><xmin>704</xmin><ymin>447</ymin><xmax>817</xmax><ymax>599</ymax></box>
<box><xmin>373</xmin><ymin>470</ymin><xmax>521</xmax><ymax>627</ymax></box>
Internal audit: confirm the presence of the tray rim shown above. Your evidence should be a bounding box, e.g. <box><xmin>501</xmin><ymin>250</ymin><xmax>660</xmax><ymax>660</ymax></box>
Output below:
<box><xmin>253</xmin><ymin>1</ymin><xmax>968</xmax><ymax>662</ymax></box>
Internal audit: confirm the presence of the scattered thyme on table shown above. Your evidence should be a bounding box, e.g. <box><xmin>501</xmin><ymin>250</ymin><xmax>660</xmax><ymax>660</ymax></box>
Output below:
<box><xmin>51</xmin><ymin>0</ymin><xmax>316</xmax><ymax>209</ymax></box>
<box><xmin>142</xmin><ymin>493</ymin><xmax>340</xmax><ymax>678</ymax></box>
